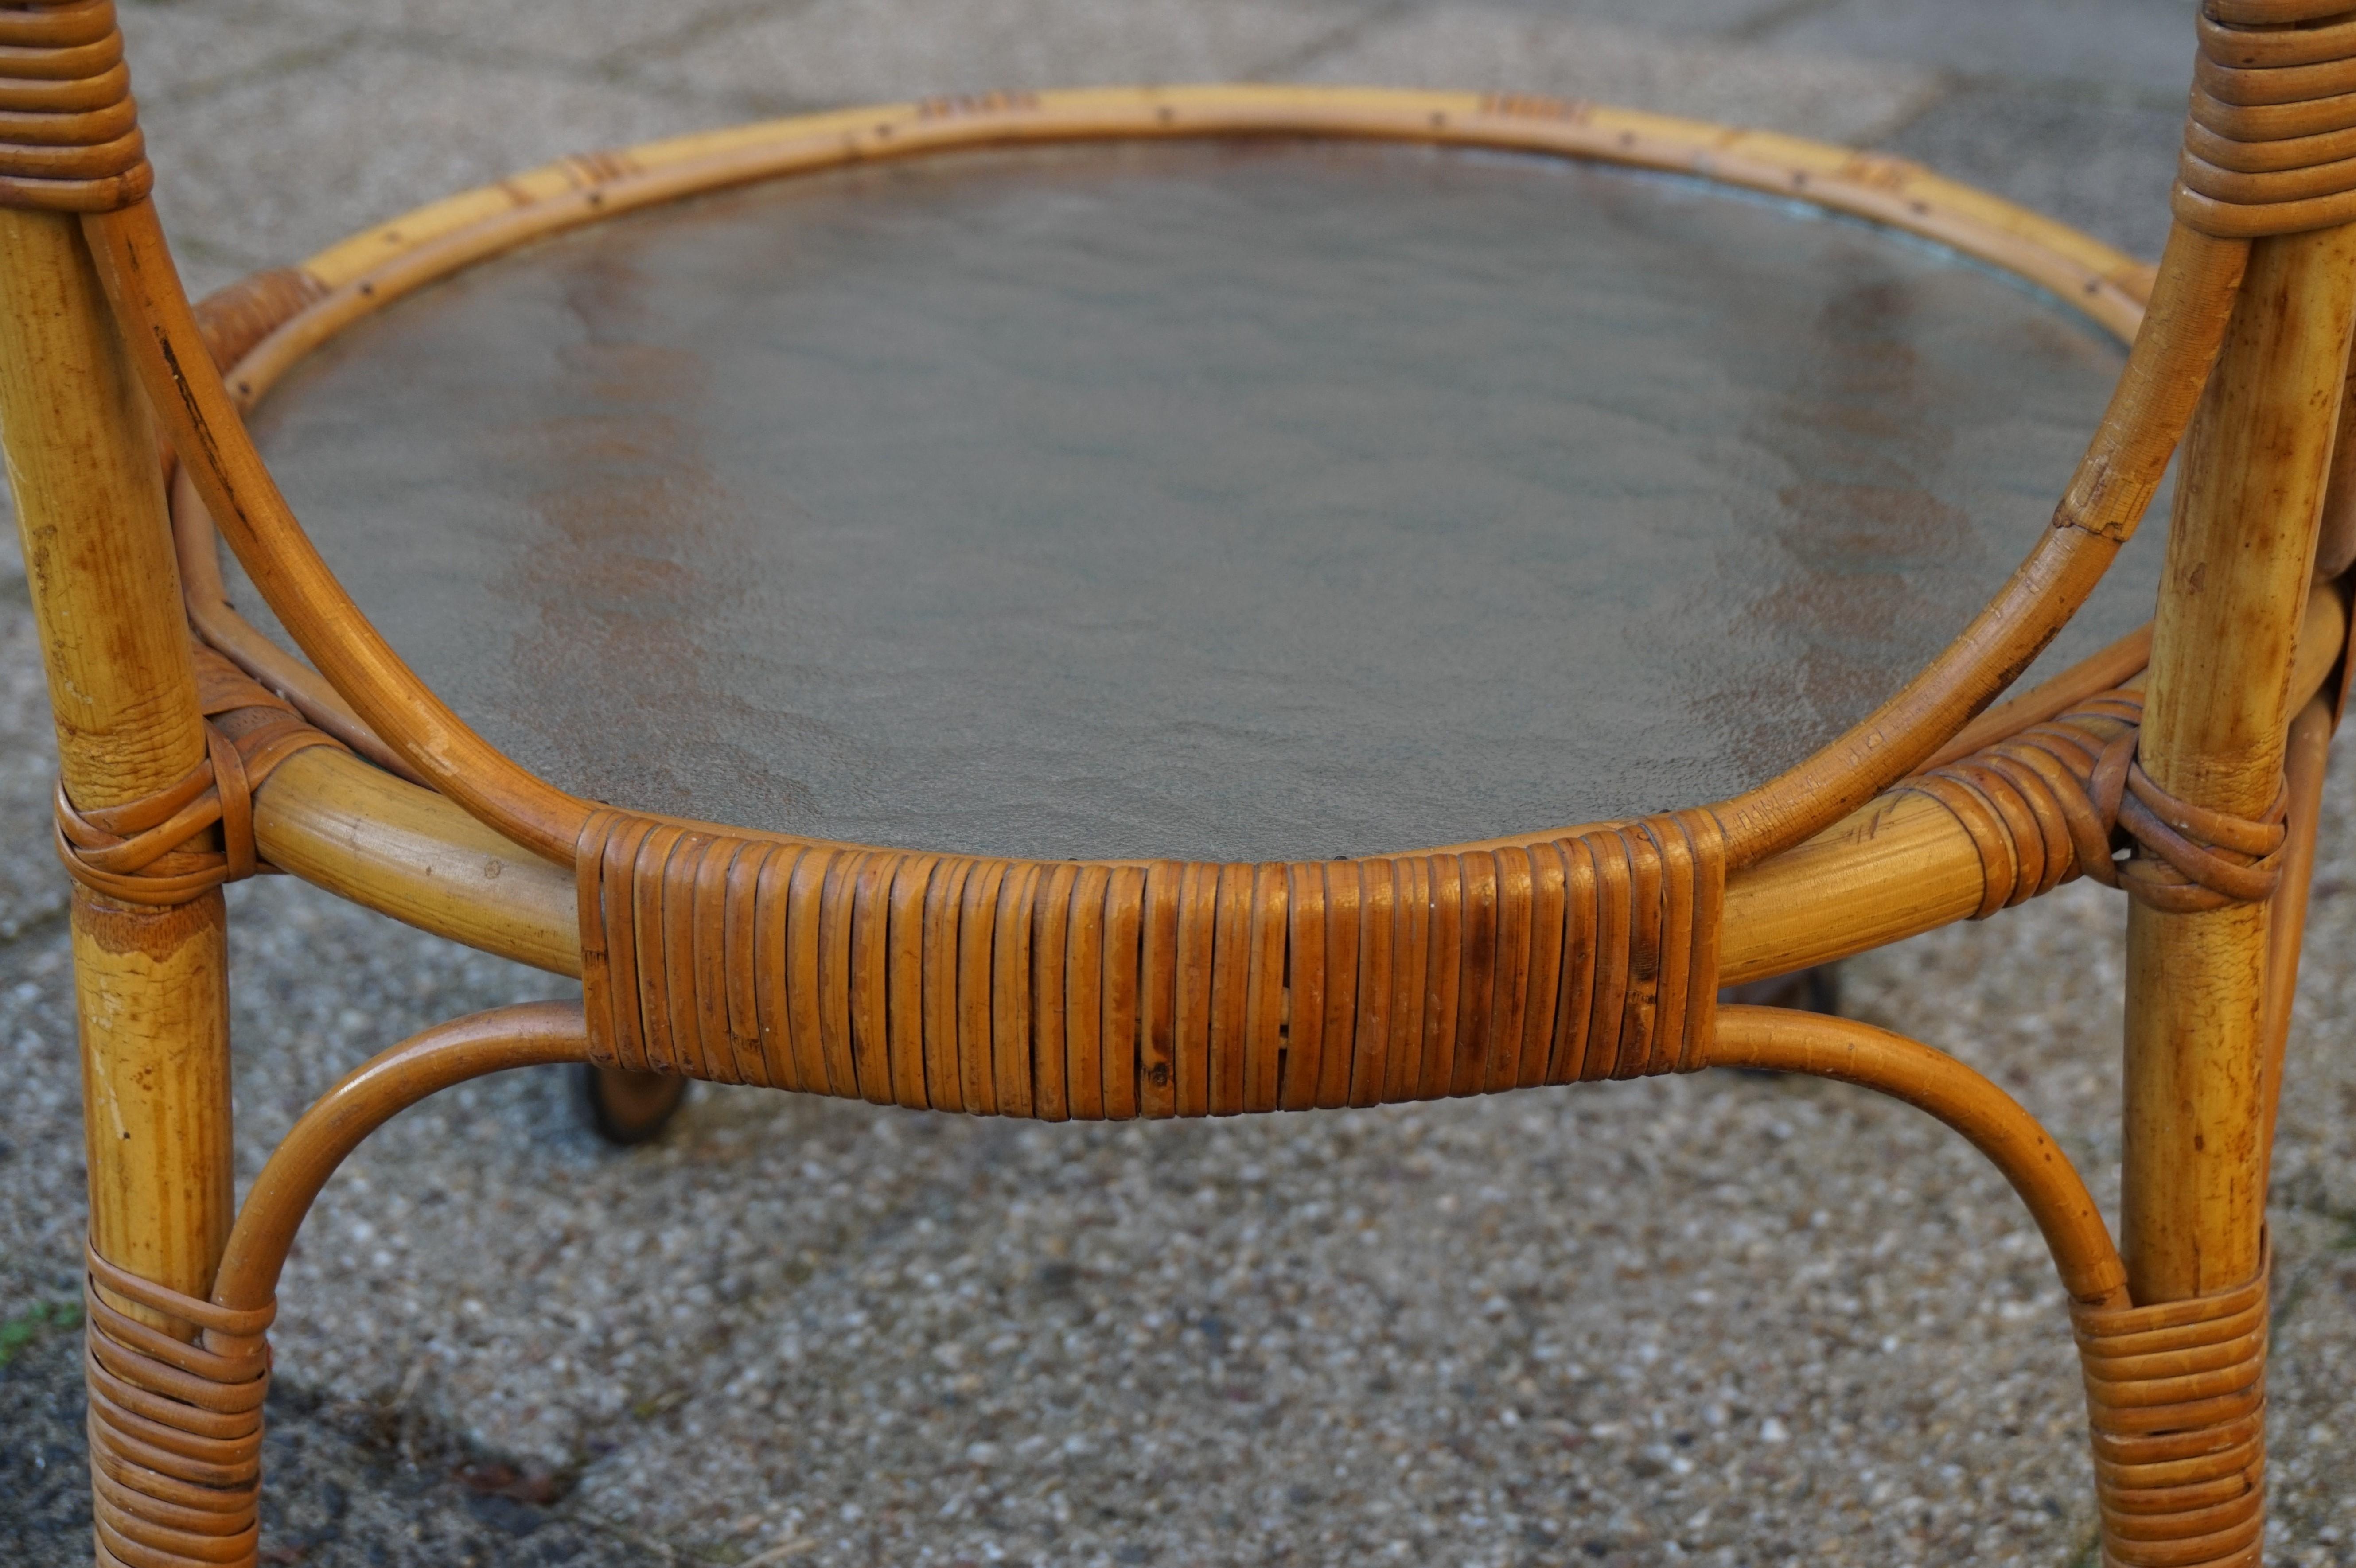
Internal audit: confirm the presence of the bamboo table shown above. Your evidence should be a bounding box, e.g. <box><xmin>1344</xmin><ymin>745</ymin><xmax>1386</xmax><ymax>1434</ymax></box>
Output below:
<box><xmin>1</xmin><ymin>3</ymin><xmax>2348</xmax><ymax>1564</ymax></box>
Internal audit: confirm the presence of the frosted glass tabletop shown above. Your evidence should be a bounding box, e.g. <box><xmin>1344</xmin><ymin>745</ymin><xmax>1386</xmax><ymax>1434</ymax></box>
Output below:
<box><xmin>245</xmin><ymin>138</ymin><xmax>2156</xmax><ymax>860</ymax></box>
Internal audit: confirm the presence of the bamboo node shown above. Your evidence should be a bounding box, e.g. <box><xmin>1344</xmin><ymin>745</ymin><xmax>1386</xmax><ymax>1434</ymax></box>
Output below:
<box><xmin>82</xmin><ymin>1237</ymin><xmax>272</xmax><ymax>1568</ymax></box>
<box><xmin>0</xmin><ymin>0</ymin><xmax>151</xmax><ymax>212</ymax></box>
<box><xmin>2073</xmin><ymin>1245</ymin><xmax>2270</xmax><ymax>1568</ymax></box>
<box><xmin>53</xmin><ymin>645</ymin><xmax>345</xmax><ymax>905</ymax></box>
<box><xmin>1902</xmin><ymin>688</ymin><xmax>2287</xmax><ymax>916</ymax></box>
<box><xmin>2175</xmin><ymin>2</ymin><xmax>2356</xmax><ymax>236</ymax></box>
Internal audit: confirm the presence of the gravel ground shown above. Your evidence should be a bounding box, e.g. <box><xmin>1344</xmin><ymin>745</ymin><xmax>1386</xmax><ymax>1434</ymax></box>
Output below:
<box><xmin>6</xmin><ymin>1</ymin><xmax>2354</xmax><ymax>1565</ymax></box>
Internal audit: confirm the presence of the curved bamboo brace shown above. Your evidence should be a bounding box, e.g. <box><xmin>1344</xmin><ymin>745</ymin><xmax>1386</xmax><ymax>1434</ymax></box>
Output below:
<box><xmin>1710</xmin><ymin>222</ymin><xmax>2248</xmax><ymax>864</ymax></box>
<box><xmin>210</xmin><ymin>1003</ymin><xmax>590</xmax><ymax>1315</ymax></box>
<box><xmin>1708</xmin><ymin>1006</ymin><xmax>2128</xmax><ymax>1309</ymax></box>
<box><xmin>82</xmin><ymin>202</ymin><xmax>592</xmax><ymax>863</ymax></box>
<box><xmin>204</xmin><ymin>1001</ymin><xmax>2121</xmax><ymax>1334</ymax></box>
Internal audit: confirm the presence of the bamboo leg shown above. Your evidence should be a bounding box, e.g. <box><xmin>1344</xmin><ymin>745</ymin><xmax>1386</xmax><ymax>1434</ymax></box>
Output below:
<box><xmin>2124</xmin><ymin>225</ymin><xmax>2356</xmax><ymax>1306</ymax></box>
<box><xmin>0</xmin><ymin>206</ymin><xmax>230</xmax><ymax>1556</ymax></box>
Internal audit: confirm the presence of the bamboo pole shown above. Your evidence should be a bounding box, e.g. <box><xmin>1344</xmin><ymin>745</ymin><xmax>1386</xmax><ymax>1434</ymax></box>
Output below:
<box><xmin>2258</xmin><ymin>694</ymin><xmax>2333</xmax><ymax>1195</ymax></box>
<box><xmin>1724</xmin><ymin>585</ymin><xmax>2343</xmax><ymax>983</ymax></box>
<box><xmin>2123</xmin><ymin>222</ymin><xmax>2356</xmax><ymax>1305</ymax></box>
<box><xmin>0</xmin><ymin>207</ymin><xmax>230</xmax><ymax>1335</ymax></box>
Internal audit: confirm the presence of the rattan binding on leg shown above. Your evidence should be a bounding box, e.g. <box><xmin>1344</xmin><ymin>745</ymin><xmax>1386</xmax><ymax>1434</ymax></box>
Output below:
<box><xmin>1903</xmin><ymin>689</ymin><xmax>2287</xmax><ymax>917</ymax></box>
<box><xmin>2073</xmin><ymin>1246</ymin><xmax>2270</xmax><ymax>1568</ymax></box>
<box><xmin>0</xmin><ymin>0</ymin><xmax>148</xmax><ymax>211</ymax></box>
<box><xmin>54</xmin><ymin>645</ymin><xmax>344</xmax><ymax>905</ymax></box>
<box><xmin>83</xmin><ymin>1239</ymin><xmax>272</xmax><ymax>1568</ymax></box>
<box><xmin>575</xmin><ymin>811</ymin><xmax>1725</xmax><ymax>1116</ymax></box>
<box><xmin>2178</xmin><ymin>2</ymin><xmax>2356</xmax><ymax>236</ymax></box>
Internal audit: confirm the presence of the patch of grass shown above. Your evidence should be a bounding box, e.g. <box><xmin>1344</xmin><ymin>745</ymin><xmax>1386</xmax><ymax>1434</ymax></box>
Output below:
<box><xmin>0</xmin><ymin>1298</ymin><xmax>81</xmax><ymax>1368</ymax></box>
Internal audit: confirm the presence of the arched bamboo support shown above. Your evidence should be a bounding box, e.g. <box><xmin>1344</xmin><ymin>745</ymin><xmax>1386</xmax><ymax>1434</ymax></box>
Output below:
<box><xmin>210</xmin><ymin>1004</ymin><xmax>591</xmax><ymax>1315</ymax></box>
<box><xmin>206</xmin><ymin>1001</ymin><xmax>2124</xmax><ymax>1322</ymax></box>
<box><xmin>1708</xmin><ymin>1006</ymin><xmax>2128</xmax><ymax>1310</ymax></box>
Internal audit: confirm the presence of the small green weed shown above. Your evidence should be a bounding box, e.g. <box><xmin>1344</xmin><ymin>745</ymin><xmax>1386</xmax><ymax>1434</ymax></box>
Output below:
<box><xmin>0</xmin><ymin>1298</ymin><xmax>82</xmax><ymax>1368</ymax></box>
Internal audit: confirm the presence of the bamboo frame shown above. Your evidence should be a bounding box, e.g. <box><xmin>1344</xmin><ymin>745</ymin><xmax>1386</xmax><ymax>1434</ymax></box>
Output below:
<box><xmin>2</xmin><ymin>53</ymin><xmax>2341</xmax><ymax>1568</ymax></box>
<box><xmin>2123</xmin><ymin>222</ymin><xmax>2356</xmax><ymax>1305</ymax></box>
<box><xmin>0</xmin><ymin>209</ymin><xmax>233</xmax><ymax>1341</ymax></box>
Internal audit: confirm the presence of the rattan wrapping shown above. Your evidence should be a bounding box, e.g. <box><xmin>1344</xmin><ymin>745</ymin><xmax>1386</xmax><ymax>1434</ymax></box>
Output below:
<box><xmin>1904</xmin><ymin>689</ymin><xmax>2287</xmax><ymax>917</ymax></box>
<box><xmin>0</xmin><ymin>0</ymin><xmax>148</xmax><ymax>211</ymax></box>
<box><xmin>2073</xmin><ymin>1250</ymin><xmax>2271</xmax><ymax>1568</ymax></box>
<box><xmin>82</xmin><ymin>1240</ymin><xmax>272</xmax><ymax>1568</ymax></box>
<box><xmin>189</xmin><ymin>267</ymin><xmax>329</xmax><ymax>385</ymax></box>
<box><xmin>575</xmin><ymin>811</ymin><xmax>1726</xmax><ymax>1115</ymax></box>
<box><xmin>53</xmin><ymin>646</ymin><xmax>343</xmax><ymax>905</ymax></box>
<box><xmin>2178</xmin><ymin>2</ymin><xmax>2356</xmax><ymax>235</ymax></box>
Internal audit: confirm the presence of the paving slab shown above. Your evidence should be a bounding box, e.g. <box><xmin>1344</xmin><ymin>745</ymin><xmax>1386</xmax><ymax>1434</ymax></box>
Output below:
<box><xmin>114</xmin><ymin>0</ymin><xmax>345</xmax><ymax>112</ymax></box>
<box><xmin>1878</xmin><ymin>86</ymin><xmax>2184</xmax><ymax>263</ymax></box>
<box><xmin>647</xmin><ymin>0</ymin><xmax>1375</xmax><ymax>117</ymax></box>
<box><xmin>132</xmin><ymin>38</ymin><xmax>725</xmax><ymax>295</ymax></box>
<box><xmin>257</xmin><ymin>0</ymin><xmax>791</xmax><ymax>73</ymax></box>
<box><xmin>1298</xmin><ymin>7</ymin><xmax>1940</xmax><ymax>146</ymax></box>
<box><xmin>1756</xmin><ymin>0</ymin><xmax>2201</xmax><ymax>98</ymax></box>
<box><xmin>0</xmin><ymin>570</ymin><xmax>63</xmax><ymax>943</ymax></box>
<box><xmin>1468</xmin><ymin>0</ymin><xmax>1825</xmax><ymax>36</ymax></box>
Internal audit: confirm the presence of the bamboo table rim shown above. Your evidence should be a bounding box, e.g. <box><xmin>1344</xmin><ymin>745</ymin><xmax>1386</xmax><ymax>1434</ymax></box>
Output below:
<box><xmin>225</xmin><ymin>580</ymin><xmax>2351</xmax><ymax>991</ymax></box>
<box><xmin>149</xmin><ymin>84</ymin><xmax>2198</xmax><ymax>878</ymax></box>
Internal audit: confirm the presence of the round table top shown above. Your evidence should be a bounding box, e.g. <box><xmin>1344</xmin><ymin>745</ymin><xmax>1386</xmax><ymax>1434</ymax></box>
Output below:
<box><xmin>245</xmin><ymin>138</ymin><xmax>2160</xmax><ymax>862</ymax></box>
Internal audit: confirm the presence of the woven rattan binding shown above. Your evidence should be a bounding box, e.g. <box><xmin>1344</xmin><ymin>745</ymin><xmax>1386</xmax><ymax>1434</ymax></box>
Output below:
<box><xmin>576</xmin><ymin>810</ymin><xmax>1726</xmax><ymax>1116</ymax></box>
<box><xmin>54</xmin><ymin>645</ymin><xmax>344</xmax><ymax>905</ymax></box>
<box><xmin>1903</xmin><ymin>689</ymin><xmax>2288</xmax><ymax>917</ymax></box>
<box><xmin>2074</xmin><ymin>1245</ymin><xmax>2271</xmax><ymax>1568</ymax></box>
<box><xmin>2178</xmin><ymin>2</ymin><xmax>2356</xmax><ymax>236</ymax></box>
<box><xmin>0</xmin><ymin>0</ymin><xmax>148</xmax><ymax>211</ymax></box>
<box><xmin>191</xmin><ymin>266</ymin><xmax>330</xmax><ymax>385</ymax></box>
<box><xmin>82</xmin><ymin>1239</ymin><xmax>273</xmax><ymax>1568</ymax></box>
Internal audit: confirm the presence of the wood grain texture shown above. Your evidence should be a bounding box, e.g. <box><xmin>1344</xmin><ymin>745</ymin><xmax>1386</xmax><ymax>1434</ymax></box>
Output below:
<box><xmin>2126</xmin><ymin>221</ymin><xmax>2356</xmax><ymax>1305</ymax></box>
<box><xmin>0</xmin><ymin>210</ymin><xmax>203</xmax><ymax>809</ymax></box>
<box><xmin>70</xmin><ymin>890</ymin><xmax>233</xmax><ymax>1329</ymax></box>
<box><xmin>0</xmin><ymin>209</ymin><xmax>231</xmax><ymax>1345</ymax></box>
